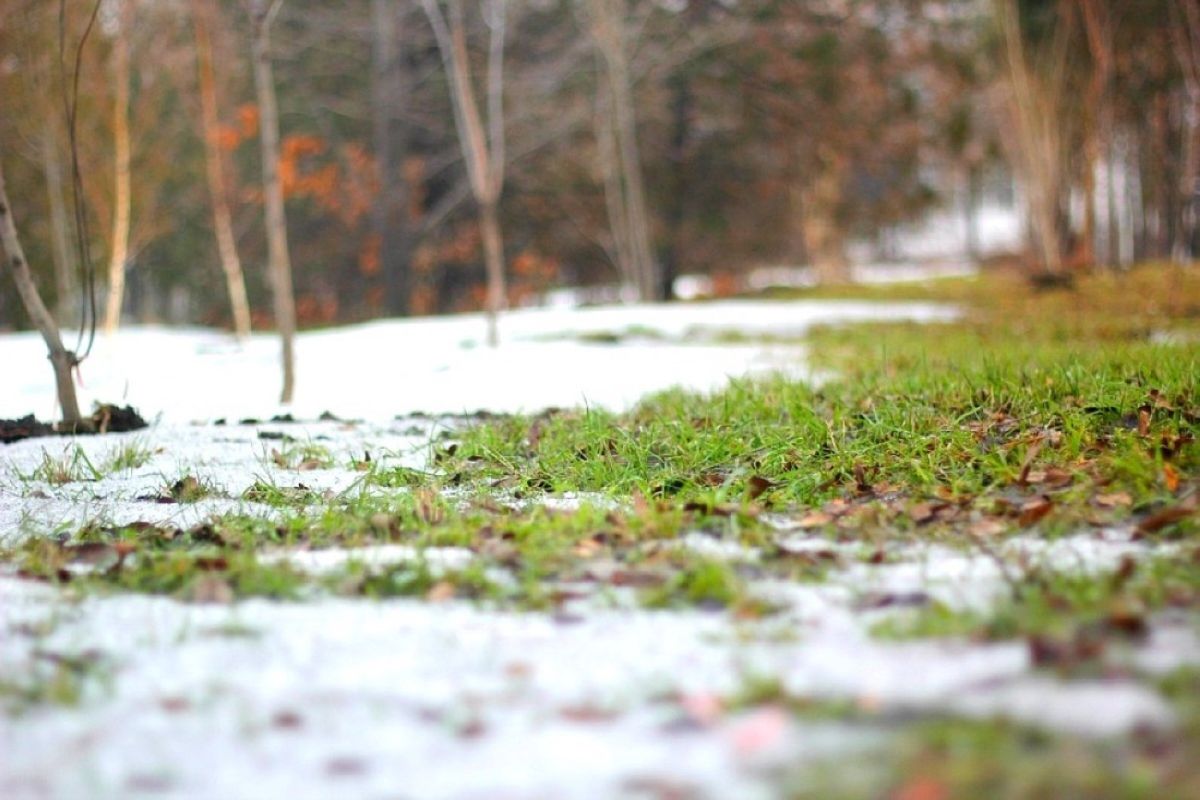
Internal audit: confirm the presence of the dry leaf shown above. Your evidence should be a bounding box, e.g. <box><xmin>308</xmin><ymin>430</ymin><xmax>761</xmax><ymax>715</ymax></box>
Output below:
<box><xmin>1162</xmin><ymin>463</ymin><xmax>1180</xmax><ymax>493</ymax></box>
<box><xmin>426</xmin><ymin>581</ymin><xmax>456</xmax><ymax>602</ymax></box>
<box><xmin>1137</xmin><ymin>405</ymin><xmax>1152</xmax><ymax>437</ymax></box>
<box><xmin>794</xmin><ymin>511</ymin><xmax>833</xmax><ymax>529</ymax></box>
<box><xmin>1136</xmin><ymin>505</ymin><xmax>1195</xmax><ymax>535</ymax></box>
<box><xmin>1018</xmin><ymin>496</ymin><xmax>1054</xmax><ymax>526</ymax></box>
<box><xmin>969</xmin><ymin>518</ymin><xmax>1007</xmax><ymax>538</ymax></box>
<box><xmin>1017</xmin><ymin>438</ymin><xmax>1044</xmax><ymax>485</ymax></box>
<box><xmin>746</xmin><ymin>475</ymin><xmax>774</xmax><ymax>501</ymax></box>
<box><xmin>187</xmin><ymin>575</ymin><xmax>234</xmax><ymax>604</ymax></box>
<box><xmin>1094</xmin><ymin>492</ymin><xmax>1132</xmax><ymax>508</ymax></box>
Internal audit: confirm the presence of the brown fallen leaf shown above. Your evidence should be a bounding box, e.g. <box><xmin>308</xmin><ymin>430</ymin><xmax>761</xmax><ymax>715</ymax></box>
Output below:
<box><xmin>186</xmin><ymin>575</ymin><xmax>234</xmax><ymax>604</ymax></box>
<box><xmin>426</xmin><ymin>581</ymin><xmax>456</xmax><ymax>602</ymax></box>
<box><xmin>746</xmin><ymin>475</ymin><xmax>774</xmax><ymax>501</ymax></box>
<box><xmin>1017</xmin><ymin>438</ymin><xmax>1044</xmax><ymax>486</ymax></box>
<box><xmin>892</xmin><ymin>776</ymin><xmax>950</xmax><ymax>800</ymax></box>
<box><xmin>1029</xmin><ymin>631</ymin><xmax>1104</xmax><ymax>668</ymax></box>
<box><xmin>968</xmin><ymin>518</ymin><xmax>1007</xmax><ymax>538</ymax></box>
<box><xmin>1018</xmin><ymin>496</ymin><xmax>1054</xmax><ymax>527</ymax></box>
<box><xmin>794</xmin><ymin>511</ymin><xmax>833</xmax><ymax>529</ymax></box>
<box><xmin>560</xmin><ymin>704</ymin><xmax>620</xmax><ymax>723</ymax></box>
<box><xmin>272</xmin><ymin>710</ymin><xmax>304</xmax><ymax>730</ymax></box>
<box><xmin>170</xmin><ymin>475</ymin><xmax>206</xmax><ymax>502</ymax></box>
<box><xmin>908</xmin><ymin>502</ymin><xmax>935</xmax><ymax>524</ymax></box>
<box><xmin>1136</xmin><ymin>505</ymin><xmax>1195</xmax><ymax>535</ymax></box>
<box><xmin>1137</xmin><ymin>405</ymin><xmax>1153</xmax><ymax>437</ymax></box>
<box><xmin>1094</xmin><ymin>492</ymin><xmax>1132</xmax><ymax>508</ymax></box>
<box><xmin>1106</xmin><ymin>598</ymin><xmax>1148</xmax><ymax>637</ymax></box>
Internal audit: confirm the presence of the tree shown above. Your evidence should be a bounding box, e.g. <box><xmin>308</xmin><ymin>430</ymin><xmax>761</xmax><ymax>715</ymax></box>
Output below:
<box><xmin>1170</xmin><ymin>0</ymin><xmax>1200</xmax><ymax>262</ymax></box>
<box><xmin>583</xmin><ymin>0</ymin><xmax>660</xmax><ymax>301</ymax></box>
<box><xmin>103</xmin><ymin>0</ymin><xmax>133</xmax><ymax>335</ymax></box>
<box><xmin>994</xmin><ymin>0</ymin><xmax>1072</xmax><ymax>275</ymax></box>
<box><xmin>244</xmin><ymin>0</ymin><xmax>297</xmax><ymax>402</ymax></box>
<box><xmin>192</xmin><ymin>0</ymin><xmax>252</xmax><ymax>339</ymax></box>
<box><xmin>420</xmin><ymin>0</ymin><xmax>508</xmax><ymax>346</ymax></box>
<box><xmin>0</xmin><ymin>160</ymin><xmax>84</xmax><ymax>426</ymax></box>
<box><xmin>371</xmin><ymin>0</ymin><xmax>414</xmax><ymax>317</ymax></box>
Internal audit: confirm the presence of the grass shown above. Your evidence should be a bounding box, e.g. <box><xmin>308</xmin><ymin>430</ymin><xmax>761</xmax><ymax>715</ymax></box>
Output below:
<box><xmin>23</xmin><ymin>445</ymin><xmax>102</xmax><ymax>485</ymax></box>
<box><xmin>872</xmin><ymin>552</ymin><xmax>1199</xmax><ymax>652</ymax></box>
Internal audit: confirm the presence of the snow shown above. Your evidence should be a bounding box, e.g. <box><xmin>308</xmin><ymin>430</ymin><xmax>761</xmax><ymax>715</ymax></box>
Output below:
<box><xmin>0</xmin><ymin>296</ymin><xmax>1194</xmax><ymax>798</ymax></box>
<box><xmin>0</xmin><ymin>298</ymin><xmax>956</xmax><ymax>422</ymax></box>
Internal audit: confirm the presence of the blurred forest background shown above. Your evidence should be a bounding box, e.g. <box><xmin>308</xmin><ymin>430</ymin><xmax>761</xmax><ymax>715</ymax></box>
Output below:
<box><xmin>0</xmin><ymin>0</ymin><xmax>1196</xmax><ymax>333</ymax></box>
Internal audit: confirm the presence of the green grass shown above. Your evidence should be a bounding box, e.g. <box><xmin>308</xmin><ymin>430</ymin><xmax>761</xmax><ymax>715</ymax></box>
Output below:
<box><xmin>22</xmin><ymin>445</ymin><xmax>103</xmax><ymax>485</ymax></box>
<box><xmin>872</xmin><ymin>553</ymin><xmax>1199</xmax><ymax>652</ymax></box>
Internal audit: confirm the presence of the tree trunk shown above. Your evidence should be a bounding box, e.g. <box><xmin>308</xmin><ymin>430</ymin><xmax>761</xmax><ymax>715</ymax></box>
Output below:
<box><xmin>660</xmin><ymin>72</ymin><xmax>692</xmax><ymax>301</ymax></box>
<box><xmin>1080</xmin><ymin>0</ymin><xmax>1111</xmax><ymax>267</ymax></box>
<box><xmin>1170</xmin><ymin>0</ymin><xmax>1200</xmax><ymax>262</ymax></box>
<box><xmin>249</xmin><ymin>0</ymin><xmax>297</xmax><ymax>403</ymax></box>
<box><xmin>104</xmin><ymin>0</ymin><xmax>132</xmax><ymax>336</ymax></box>
<box><xmin>194</xmin><ymin>0</ymin><xmax>252</xmax><ymax>340</ymax></box>
<box><xmin>594</xmin><ymin>72</ymin><xmax>636</xmax><ymax>290</ymax></box>
<box><xmin>994</xmin><ymin>0</ymin><xmax>1069</xmax><ymax>275</ymax></box>
<box><xmin>801</xmin><ymin>151</ymin><xmax>851</xmax><ymax>284</ymax></box>
<box><xmin>964</xmin><ymin>165</ymin><xmax>981</xmax><ymax>262</ymax></box>
<box><xmin>0</xmin><ymin>162</ymin><xmax>85</xmax><ymax>427</ymax></box>
<box><xmin>41</xmin><ymin>117</ymin><xmax>76</xmax><ymax>324</ymax></box>
<box><xmin>588</xmin><ymin>0</ymin><xmax>659</xmax><ymax>302</ymax></box>
<box><xmin>420</xmin><ymin>0</ymin><xmax>508</xmax><ymax>344</ymax></box>
<box><xmin>479</xmin><ymin>197</ymin><xmax>504</xmax><ymax>346</ymax></box>
<box><xmin>372</xmin><ymin>0</ymin><xmax>413</xmax><ymax>317</ymax></box>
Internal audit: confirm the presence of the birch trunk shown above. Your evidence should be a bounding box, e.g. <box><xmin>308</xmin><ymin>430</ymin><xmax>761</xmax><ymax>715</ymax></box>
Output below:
<box><xmin>41</xmin><ymin>118</ymin><xmax>76</xmax><ymax>323</ymax></box>
<box><xmin>248</xmin><ymin>0</ymin><xmax>296</xmax><ymax>403</ymax></box>
<box><xmin>0</xmin><ymin>162</ymin><xmax>85</xmax><ymax>427</ymax></box>
<box><xmin>104</xmin><ymin>0</ymin><xmax>132</xmax><ymax>335</ymax></box>
<box><xmin>420</xmin><ymin>0</ymin><xmax>508</xmax><ymax>346</ymax></box>
<box><xmin>193</xmin><ymin>0</ymin><xmax>252</xmax><ymax>340</ymax></box>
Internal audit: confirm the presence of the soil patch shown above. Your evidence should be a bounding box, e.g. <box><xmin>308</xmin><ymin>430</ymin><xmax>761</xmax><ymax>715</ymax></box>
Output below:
<box><xmin>0</xmin><ymin>404</ymin><xmax>148</xmax><ymax>444</ymax></box>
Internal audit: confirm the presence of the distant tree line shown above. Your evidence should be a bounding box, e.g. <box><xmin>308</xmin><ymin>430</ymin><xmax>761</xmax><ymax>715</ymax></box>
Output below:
<box><xmin>0</xmin><ymin>0</ymin><xmax>1195</xmax><ymax>336</ymax></box>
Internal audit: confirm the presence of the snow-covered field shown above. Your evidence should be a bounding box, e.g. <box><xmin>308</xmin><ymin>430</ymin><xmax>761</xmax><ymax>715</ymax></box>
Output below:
<box><xmin>1</xmin><ymin>299</ymin><xmax>1195</xmax><ymax>799</ymax></box>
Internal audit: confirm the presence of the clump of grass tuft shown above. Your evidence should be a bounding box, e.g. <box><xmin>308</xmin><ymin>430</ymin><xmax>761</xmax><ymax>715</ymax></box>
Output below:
<box><xmin>23</xmin><ymin>445</ymin><xmax>102</xmax><ymax>485</ymax></box>
<box><xmin>102</xmin><ymin>439</ymin><xmax>156</xmax><ymax>473</ymax></box>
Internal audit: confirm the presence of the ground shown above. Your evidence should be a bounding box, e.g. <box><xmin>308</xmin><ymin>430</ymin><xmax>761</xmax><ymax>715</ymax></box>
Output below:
<box><xmin>0</xmin><ymin>268</ymin><xmax>1197</xmax><ymax>799</ymax></box>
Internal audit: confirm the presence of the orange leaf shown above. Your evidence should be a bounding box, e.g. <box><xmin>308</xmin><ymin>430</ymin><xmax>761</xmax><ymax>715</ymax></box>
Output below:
<box><xmin>1163</xmin><ymin>463</ymin><xmax>1180</xmax><ymax>493</ymax></box>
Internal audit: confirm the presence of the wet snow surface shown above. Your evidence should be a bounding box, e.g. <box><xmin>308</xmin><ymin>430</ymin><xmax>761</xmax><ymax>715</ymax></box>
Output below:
<box><xmin>1</xmin><ymin>299</ymin><xmax>1195</xmax><ymax>799</ymax></box>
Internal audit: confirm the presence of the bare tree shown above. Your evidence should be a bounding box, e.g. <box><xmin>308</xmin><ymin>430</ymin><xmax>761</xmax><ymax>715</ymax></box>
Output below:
<box><xmin>0</xmin><ymin>160</ymin><xmax>84</xmax><ymax>426</ymax></box>
<box><xmin>1171</xmin><ymin>0</ymin><xmax>1200</xmax><ymax>263</ymax></box>
<box><xmin>244</xmin><ymin>0</ymin><xmax>297</xmax><ymax>402</ymax></box>
<box><xmin>192</xmin><ymin>0</ymin><xmax>252</xmax><ymax>340</ymax></box>
<box><xmin>103</xmin><ymin>0</ymin><xmax>133</xmax><ymax>335</ymax></box>
<box><xmin>372</xmin><ymin>0</ymin><xmax>414</xmax><ymax>317</ymax></box>
<box><xmin>994</xmin><ymin>0</ymin><xmax>1072</xmax><ymax>276</ymax></box>
<box><xmin>584</xmin><ymin>0</ymin><xmax>659</xmax><ymax>302</ymax></box>
<box><xmin>420</xmin><ymin>0</ymin><xmax>508</xmax><ymax>347</ymax></box>
<box><xmin>1080</xmin><ymin>0</ymin><xmax>1117</xmax><ymax>267</ymax></box>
